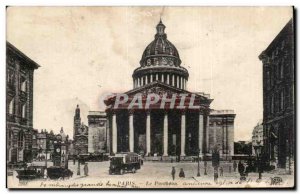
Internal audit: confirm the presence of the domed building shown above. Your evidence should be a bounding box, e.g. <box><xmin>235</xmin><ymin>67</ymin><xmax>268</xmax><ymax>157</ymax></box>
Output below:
<box><xmin>105</xmin><ymin>20</ymin><xmax>235</xmax><ymax>160</ymax></box>
<box><xmin>132</xmin><ymin>19</ymin><xmax>189</xmax><ymax>90</ymax></box>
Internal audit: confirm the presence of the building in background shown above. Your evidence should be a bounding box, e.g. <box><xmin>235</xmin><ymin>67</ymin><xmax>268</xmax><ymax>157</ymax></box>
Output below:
<box><xmin>252</xmin><ymin>121</ymin><xmax>263</xmax><ymax>156</ymax></box>
<box><xmin>73</xmin><ymin>105</ymin><xmax>89</xmax><ymax>155</ymax></box>
<box><xmin>208</xmin><ymin>110</ymin><xmax>235</xmax><ymax>160</ymax></box>
<box><xmin>259</xmin><ymin>19</ymin><xmax>294</xmax><ymax>169</ymax></box>
<box><xmin>234</xmin><ymin>141</ymin><xmax>252</xmax><ymax>156</ymax></box>
<box><xmin>88</xmin><ymin>111</ymin><xmax>108</xmax><ymax>154</ymax></box>
<box><xmin>6</xmin><ymin>42</ymin><xmax>40</xmax><ymax>164</ymax></box>
<box><xmin>35</xmin><ymin>129</ymin><xmax>63</xmax><ymax>161</ymax></box>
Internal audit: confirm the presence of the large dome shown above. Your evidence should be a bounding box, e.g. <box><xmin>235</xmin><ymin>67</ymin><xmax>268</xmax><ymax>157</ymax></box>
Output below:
<box><xmin>140</xmin><ymin>20</ymin><xmax>181</xmax><ymax>67</ymax></box>
<box><xmin>132</xmin><ymin>19</ymin><xmax>189</xmax><ymax>90</ymax></box>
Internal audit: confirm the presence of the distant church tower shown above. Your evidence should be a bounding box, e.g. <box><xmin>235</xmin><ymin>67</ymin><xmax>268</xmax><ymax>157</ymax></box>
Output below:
<box><xmin>73</xmin><ymin>104</ymin><xmax>89</xmax><ymax>155</ymax></box>
<box><xmin>73</xmin><ymin>104</ymin><xmax>81</xmax><ymax>139</ymax></box>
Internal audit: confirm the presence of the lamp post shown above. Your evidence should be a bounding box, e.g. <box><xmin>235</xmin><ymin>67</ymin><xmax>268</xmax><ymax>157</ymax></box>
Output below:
<box><xmin>197</xmin><ymin>149</ymin><xmax>201</xmax><ymax>177</ymax></box>
<box><xmin>256</xmin><ymin>143</ymin><xmax>263</xmax><ymax>180</ymax></box>
<box><xmin>204</xmin><ymin>160</ymin><xmax>207</xmax><ymax>175</ymax></box>
<box><xmin>77</xmin><ymin>154</ymin><xmax>80</xmax><ymax>175</ymax></box>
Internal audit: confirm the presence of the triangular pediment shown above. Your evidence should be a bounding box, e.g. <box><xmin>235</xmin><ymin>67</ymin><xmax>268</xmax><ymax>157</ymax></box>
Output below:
<box><xmin>104</xmin><ymin>81</ymin><xmax>212</xmax><ymax>107</ymax></box>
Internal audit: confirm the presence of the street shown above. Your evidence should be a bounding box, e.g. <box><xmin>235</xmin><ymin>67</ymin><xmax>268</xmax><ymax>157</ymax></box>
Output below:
<box><xmin>8</xmin><ymin>160</ymin><xmax>294</xmax><ymax>188</ymax></box>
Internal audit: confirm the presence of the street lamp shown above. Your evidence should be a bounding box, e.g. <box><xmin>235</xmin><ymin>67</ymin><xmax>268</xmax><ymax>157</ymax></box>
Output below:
<box><xmin>255</xmin><ymin>142</ymin><xmax>263</xmax><ymax>180</ymax></box>
<box><xmin>197</xmin><ymin>149</ymin><xmax>201</xmax><ymax>177</ymax></box>
<box><xmin>77</xmin><ymin>154</ymin><xmax>81</xmax><ymax>175</ymax></box>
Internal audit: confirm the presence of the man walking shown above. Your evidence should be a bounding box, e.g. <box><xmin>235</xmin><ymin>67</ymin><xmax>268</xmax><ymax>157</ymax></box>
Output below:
<box><xmin>171</xmin><ymin>167</ymin><xmax>176</xmax><ymax>180</ymax></box>
<box><xmin>84</xmin><ymin>163</ymin><xmax>89</xmax><ymax>176</ymax></box>
<box><xmin>233</xmin><ymin>161</ymin><xmax>237</xmax><ymax>172</ymax></box>
<box><xmin>214</xmin><ymin>167</ymin><xmax>218</xmax><ymax>182</ymax></box>
<box><xmin>219</xmin><ymin>167</ymin><xmax>223</xmax><ymax>176</ymax></box>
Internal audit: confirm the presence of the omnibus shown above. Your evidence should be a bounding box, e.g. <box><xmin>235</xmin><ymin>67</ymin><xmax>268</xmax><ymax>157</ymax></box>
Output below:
<box><xmin>109</xmin><ymin>152</ymin><xmax>142</xmax><ymax>175</ymax></box>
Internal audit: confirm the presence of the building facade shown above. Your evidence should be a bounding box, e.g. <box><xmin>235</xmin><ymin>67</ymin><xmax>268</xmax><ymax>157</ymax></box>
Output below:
<box><xmin>104</xmin><ymin>20</ymin><xmax>234</xmax><ymax>159</ymax></box>
<box><xmin>208</xmin><ymin>110</ymin><xmax>235</xmax><ymax>159</ymax></box>
<box><xmin>73</xmin><ymin>105</ymin><xmax>89</xmax><ymax>155</ymax></box>
<box><xmin>259</xmin><ymin>19</ymin><xmax>294</xmax><ymax>169</ymax></box>
<box><xmin>6</xmin><ymin>42</ymin><xmax>40</xmax><ymax>163</ymax></box>
<box><xmin>251</xmin><ymin>121</ymin><xmax>263</xmax><ymax>156</ymax></box>
<box><xmin>88</xmin><ymin>111</ymin><xmax>108</xmax><ymax>153</ymax></box>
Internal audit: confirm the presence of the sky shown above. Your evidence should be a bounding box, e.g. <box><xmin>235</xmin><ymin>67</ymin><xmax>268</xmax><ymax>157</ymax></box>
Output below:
<box><xmin>6</xmin><ymin>7</ymin><xmax>293</xmax><ymax>141</ymax></box>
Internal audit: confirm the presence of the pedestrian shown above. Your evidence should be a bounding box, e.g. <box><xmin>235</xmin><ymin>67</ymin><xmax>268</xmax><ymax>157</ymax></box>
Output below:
<box><xmin>219</xmin><ymin>166</ymin><xmax>223</xmax><ymax>176</ymax></box>
<box><xmin>171</xmin><ymin>167</ymin><xmax>176</xmax><ymax>180</ymax></box>
<box><xmin>43</xmin><ymin>168</ymin><xmax>48</xmax><ymax>179</ymax></box>
<box><xmin>84</xmin><ymin>163</ymin><xmax>89</xmax><ymax>176</ymax></box>
<box><xmin>233</xmin><ymin>161</ymin><xmax>237</xmax><ymax>172</ymax></box>
<box><xmin>214</xmin><ymin>167</ymin><xmax>218</xmax><ymax>182</ymax></box>
<box><xmin>179</xmin><ymin>168</ymin><xmax>185</xmax><ymax>178</ymax></box>
<box><xmin>238</xmin><ymin>160</ymin><xmax>244</xmax><ymax>176</ymax></box>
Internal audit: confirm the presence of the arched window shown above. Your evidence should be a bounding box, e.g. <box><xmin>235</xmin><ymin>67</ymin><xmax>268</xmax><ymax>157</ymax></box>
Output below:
<box><xmin>9</xmin><ymin>98</ymin><xmax>14</xmax><ymax>115</ymax></box>
<box><xmin>21</xmin><ymin>80</ymin><xmax>27</xmax><ymax>92</ymax></box>
<box><xmin>147</xmin><ymin>59</ymin><xmax>151</xmax><ymax>66</ymax></box>
<box><xmin>8</xmin><ymin>130</ymin><xmax>13</xmax><ymax>147</ymax></box>
<box><xmin>22</xmin><ymin>104</ymin><xmax>26</xmax><ymax>118</ymax></box>
<box><xmin>17</xmin><ymin>131</ymin><xmax>25</xmax><ymax>150</ymax></box>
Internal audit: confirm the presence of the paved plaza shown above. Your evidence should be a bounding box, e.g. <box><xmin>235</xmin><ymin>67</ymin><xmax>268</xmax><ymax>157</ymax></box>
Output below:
<box><xmin>8</xmin><ymin>160</ymin><xmax>294</xmax><ymax>188</ymax></box>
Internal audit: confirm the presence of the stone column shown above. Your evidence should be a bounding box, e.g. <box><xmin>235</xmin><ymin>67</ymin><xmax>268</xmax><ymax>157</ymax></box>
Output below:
<box><xmin>129</xmin><ymin>111</ymin><xmax>134</xmax><ymax>152</ymax></box>
<box><xmin>156</xmin><ymin>73</ymin><xmax>158</xmax><ymax>81</ymax></box>
<box><xmin>167</xmin><ymin>74</ymin><xmax>170</xmax><ymax>85</ymax></box>
<box><xmin>145</xmin><ymin>75</ymin><xmax>148</xmax><ymax>85</ymax></box>
<box><xmin>181</xmin><ymin>111</ymin><xmax>186</xmax><ymax>156</ymax></box>
<box><xmin>112</xmin><ymin>112</ymin><xmax>117</xmax><ymax>154</ymax></box>
<box><xmin>146</xmin><ymin>111</ymin><xmax>151</xmax><ymax>155</ymax></box>
<box><xmin>172</xmin><ymin>75</ymin><xmax>175</xmax><ymax>87</ymax></box>
<box><xmin>163</xmin><ymin>112</ymin><xmax>168</xmax><ymax>156</ymax></box>
<box><xmin>206</xmin><ymin>115</ymin><xmax>210</xmax><ymax>153</ymax></box>
<box><xmin>138</xmin><ymin>78</ymin><xmax>140</xmax><ymax>87</ymax></box>
<box><xmin>150</xmin><ymin>74</ymin><xmax>153</xmax><ymax>83</ymax></box>
<box><xmin>177</xmin><ymin>76</ymin><xmax>180</xmax><ymax>88</ymax></box>
<box><xmin>213</xmin><ymin>121</ymin><xmax>217</xmax><ymax>149</ymax></box>
<box><xmin>199</xmin><ymin>113</ymin><xmax>203</xmax><ymax>156</ymax></box>
<box><xmin>141</xmin><ymin>76</ymin><xmax>144</xmax><ymax>86</ymax></box>
<box><xmin>180</xmin><ymin>77</ymin><xmax>183</xmax><ymax>89</ymax></box>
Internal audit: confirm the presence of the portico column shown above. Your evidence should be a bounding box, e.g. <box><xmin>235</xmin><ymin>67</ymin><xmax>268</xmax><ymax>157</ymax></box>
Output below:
<box><xmin>141</xmin><ymin>76</ymin><xmax>144</xmax><ymax>86</ymax></box>
<box><xmin>129</xmin><ymin>111</ymin><xmax>134</xmax><ymax>152</ymax></box>
<box><xmin>199</xmin><ymin>113</ymin><xmax>203</xmax><ymax>156</ymax></box>
<box><xmin>206</xmin><ymin>115</ymin><xmax>210</xmax><ymax>153</ymax></box>
<box><xmin>112</xmin><ymin>112</ymin><xmax>117</xmax><ymax>154</ymax></box>
<box><xmin>177</xmin><ymin>76</ymin><xmax>179</xmax><ymax>88</ymax></box>
<box><xmin>163</xmin><ymin>111</ymin><xmax>168</xmax><ymax>156</ymax></box>
<box><xmin>146</xmin><ymin>111</ymin><xmax>151</xmax><ymax>155</ymax></box>
<box><xmin>162</xmin><ymin>73</ymin><xmax>164</xmax><ymax>83</ymax></box>
<box><xmin>181</xmin><ymin>111</ymin><xmax>186</xmax><ymax>156</ymax></box>
<box><xmin>213</xmin><ymin>121</ymin><xmax>217</xmax><ymax>148</ymax></box>
<box><xmin>156</xmin><ymin>73</ymin><xmax>158</xmax><ymax>81</ymax></box>
<box><xmin>150</xmin><ymin>74</ymin><xmax>153</xmax><ymax>83</ymax></box>
<box><xmin>138</xmin><ymin>78</ymin><xmax>140</xmax><ymax>87</ymax></box>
